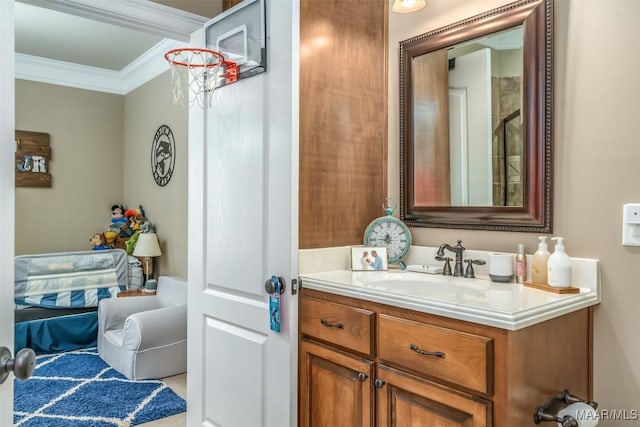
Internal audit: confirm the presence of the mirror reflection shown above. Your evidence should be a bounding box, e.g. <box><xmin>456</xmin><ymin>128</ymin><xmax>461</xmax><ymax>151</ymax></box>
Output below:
<box><xmin>412</xmin><ymin>26</ymin><xmax>523</xmax><ymax>208</ymax></box>
<box><xmin>399</xmin><ymin>0</ymin><xmax>552</xmax><ymax>233</ymax></box>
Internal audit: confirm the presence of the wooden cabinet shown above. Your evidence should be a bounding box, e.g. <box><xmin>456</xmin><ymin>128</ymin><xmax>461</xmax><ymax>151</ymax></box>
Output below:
<box><xmin>299</xmin><ymin>288</ymin><xmax>592</xmax><ymax>427</ymax></box>
<box><xmin>299</xmin><ymin>0</ymin><xmax>388</xmax><ymax>249</ymax></box>
<box><xmin>299</xmin><ymin>340</ymin><xmax>374</xmax><ymax>427</ymax></box>
<box><xmin>377</xmin><ymin>365</ymin><xmax>490</xmax><ymax>427</ymax></box>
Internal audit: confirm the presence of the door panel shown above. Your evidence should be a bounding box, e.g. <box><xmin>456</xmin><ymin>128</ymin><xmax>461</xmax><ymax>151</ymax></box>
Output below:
<box><xmin>205</xmin><ymin>317</ymin><xmax>267</xmax><ymax>426</ymax></box>
<box><xmin>448</xmin><ymin>48</ymin><xmax>492</xmax><ymax>206</ymax></box>
<box><xmin>187</xmin><ymin>1</ymin><xmax>299</xmax><ymax>426</ymax></box>
<box><xmin>376</xmin><ymin>365</ymin><xmax>490</xmax><ymax>427</ymax></box>
<box><xmin>0</xmin><ymin>2</ymin><xmax>15</xmax><ymax>425</ymax></box>
<box><xmin>300</xmin><ymin>340</ymin><xmax>373</xmax><ymax>427</ymax></box>
<box><xmin>206</xmin><ymin>77</ymin><xmax>266</xmax><ymax>296</ymax></box>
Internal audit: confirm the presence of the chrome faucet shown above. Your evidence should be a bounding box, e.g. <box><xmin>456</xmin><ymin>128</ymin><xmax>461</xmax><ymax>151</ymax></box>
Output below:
<box><xmin>435</xmin><ymin>240</ymin><xmax>465</xmax><ymax>277</ymax></box>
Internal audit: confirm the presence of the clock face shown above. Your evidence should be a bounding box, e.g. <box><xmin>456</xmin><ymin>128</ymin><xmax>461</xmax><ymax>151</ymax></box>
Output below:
<box><xmin>364</xmin><ymin>217</ymin><xmax>411</xmax><ymax>263</ymax></box>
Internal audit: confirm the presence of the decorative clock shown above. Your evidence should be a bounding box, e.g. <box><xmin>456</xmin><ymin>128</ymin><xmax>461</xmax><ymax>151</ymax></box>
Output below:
<box><xmin>364</xmin><ymin>198</ymin><xmax>412</xmax><ymax>269</ymax></box>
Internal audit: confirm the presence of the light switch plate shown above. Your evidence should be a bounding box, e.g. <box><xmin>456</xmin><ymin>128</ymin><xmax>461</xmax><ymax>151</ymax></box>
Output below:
<box><xmin>622</xmin><ymin>203</ymin><xmax>640</xmax><ymax>246</ymax></box>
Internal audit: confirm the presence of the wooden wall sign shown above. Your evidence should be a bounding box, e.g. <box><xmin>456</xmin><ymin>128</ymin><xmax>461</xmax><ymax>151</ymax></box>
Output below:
<box><xmin>15</xmin><ymin>130</ymin><xmax>51</xmax><ymax>187</ymax></box>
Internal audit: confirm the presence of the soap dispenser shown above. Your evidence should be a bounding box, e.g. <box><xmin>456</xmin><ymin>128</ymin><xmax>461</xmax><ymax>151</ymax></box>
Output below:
<box><xmin>547</xmin><ymin>237</ymin><xmax>572</xmax><ymax>288</ymax></box>
<box><xmin>531</xmin><ymin>236</ymin><xmax>550</xmax><ymax>284</ymax></box>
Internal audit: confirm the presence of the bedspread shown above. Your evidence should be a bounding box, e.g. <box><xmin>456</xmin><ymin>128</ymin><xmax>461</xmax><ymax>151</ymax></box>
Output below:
<box><xmin>15</xmin><ymin>249</ymin><xmax>128</xmax><ymax>309</ymax></box>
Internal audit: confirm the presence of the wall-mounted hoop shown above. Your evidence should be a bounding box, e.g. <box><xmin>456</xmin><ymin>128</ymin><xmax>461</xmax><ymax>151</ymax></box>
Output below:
<box><xmin>164</xmin><ymin>47</ymin><xmax>238</xmax><ymax>108</ymax></box>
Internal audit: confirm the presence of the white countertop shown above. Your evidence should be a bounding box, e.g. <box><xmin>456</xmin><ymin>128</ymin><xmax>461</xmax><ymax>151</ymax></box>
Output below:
<box><xmin>299</xmin><ymin>267</ymin><xmax>601</xmax><ymax>331</ymax></box>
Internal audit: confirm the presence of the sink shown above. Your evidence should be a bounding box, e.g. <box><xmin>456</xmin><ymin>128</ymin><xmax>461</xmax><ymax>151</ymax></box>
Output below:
<box><xmin>354</xmin><ymin>272</ymin><xmax>487</xmax><ymax>299</ymax></box>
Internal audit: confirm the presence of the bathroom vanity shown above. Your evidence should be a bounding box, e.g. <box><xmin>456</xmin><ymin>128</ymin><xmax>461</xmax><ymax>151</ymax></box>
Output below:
<box><xmin>298</xmin><ymin>265</ymin><xmax>600</xmax><ymax>426</ymax></box>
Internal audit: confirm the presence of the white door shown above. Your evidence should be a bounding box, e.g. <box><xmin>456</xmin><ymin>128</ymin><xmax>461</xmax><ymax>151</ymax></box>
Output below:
<box><xmin>449</xmin><ymin>48</ymin><xmax>493</xmax><ymax>206</ymax></box>
<box><xmin>0</xmin><ymin>1</ymin><xmax>15</xmax><ymax>425</ymax></box>
<box><xmin>186</xmin><ymin>1</ymin><xmax>299</xmax><ymax>426</ymax></box>
<box><xmin>448</xmin><ymin>87</ymin><xmax>469</xmax><ymax>206</ymax></box>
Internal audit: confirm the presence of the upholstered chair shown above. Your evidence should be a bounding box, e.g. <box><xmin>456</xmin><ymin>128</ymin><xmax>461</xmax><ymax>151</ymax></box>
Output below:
<box><xmin>98</xmin><ymin>276</ymin><xmax>187</xmax><ymax>380</ymax></box>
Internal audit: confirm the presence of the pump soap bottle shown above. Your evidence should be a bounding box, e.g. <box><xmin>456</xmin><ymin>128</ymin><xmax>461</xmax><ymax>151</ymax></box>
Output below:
<box><xmin>547</xmin><ymin>237</ymin><xmax>572</xmax><ymax>288</ymax></box>
<box><xmin>515</xmin><ymin>244</ymin><xmax>526</xmax><ymax>284</ymax></box>
<box><xmin>531</xmin><ymin>236</ymin><xmax>550</xmax><ymax>285</ymax></box>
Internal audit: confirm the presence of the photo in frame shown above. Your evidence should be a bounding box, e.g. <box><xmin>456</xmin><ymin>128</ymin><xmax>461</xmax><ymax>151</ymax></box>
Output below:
<box><xmin>351</xmin><ymin>247</ymin><xmax>388</xmax><ymax>271</ymax></box>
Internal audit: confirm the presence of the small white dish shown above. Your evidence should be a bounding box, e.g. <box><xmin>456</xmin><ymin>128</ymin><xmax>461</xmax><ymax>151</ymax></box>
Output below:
<box><xmin>406</xmin><ymin>264</ymin><xmax>444</xmax><ymax>275</ymax></box>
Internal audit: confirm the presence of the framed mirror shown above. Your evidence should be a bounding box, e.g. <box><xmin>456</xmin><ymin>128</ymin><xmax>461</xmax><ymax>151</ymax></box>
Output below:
<box><xmin>399</xmin><ymin>0</ymin><xmax>552</xmax><ymax>232</ymax></box>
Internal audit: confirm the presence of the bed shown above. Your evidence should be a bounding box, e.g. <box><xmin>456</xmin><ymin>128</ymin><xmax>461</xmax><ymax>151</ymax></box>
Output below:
<box><xmin>14</xmin><ymin>249</ymin><xmax>132</xmax><ymax>354</ymax></box>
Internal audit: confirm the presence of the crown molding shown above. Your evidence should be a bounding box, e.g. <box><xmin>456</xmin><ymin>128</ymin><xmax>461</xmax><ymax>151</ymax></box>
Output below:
<box><xmin>121</xmin><ymin>39</ymin><xmax>186</xmax><ymax>93</ymax></box>
<box><xmin>16</xmin><ymin>39</ymin><xmax>187</xmax><ymax>95</ymax></box>
<box><xmin>16</xmin><ymin>53</ymin><xmax>125</xmax><ymax>94</ymax></box>
<box><xmin>15</xmin><ymin>0</ymin><xmax>204</xmax><ymax>93</ymax></box>
<box><xmin>16</xmin><ymin>0</ymin><xmax>208</xmax><ymax>42</ymax></box>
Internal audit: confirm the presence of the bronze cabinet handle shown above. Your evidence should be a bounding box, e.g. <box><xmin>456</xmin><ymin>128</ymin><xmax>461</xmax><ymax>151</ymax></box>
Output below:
<box><xmin>320</xmin><ymin>319</ymin><xmax>344</xmax><ymax>329</ymax></box>
<box><xmin>410</xmin><ymin>344</ymin><xmax>445</xmax><ymax>359</ymax></box>
<box><xmin>374</xmin><ymin>378</ymin><xmax>386</xmax><ymax>388</ymax></box>
<box><xmin>357</xmin><ymin>372</ymin><xmax>368</xmax><ymax>382</ymax></box>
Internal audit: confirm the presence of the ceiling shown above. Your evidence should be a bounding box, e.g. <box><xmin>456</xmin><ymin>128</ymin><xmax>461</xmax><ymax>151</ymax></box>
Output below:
<box><xmin>16</xmin><ymin>3</ymin><xmax>165</xmax><ymax>70</ymax></box>
<box><xmin>14</xmin><ymin>0</ymin><xmax>224</xmax><ymax>92</ymax></box>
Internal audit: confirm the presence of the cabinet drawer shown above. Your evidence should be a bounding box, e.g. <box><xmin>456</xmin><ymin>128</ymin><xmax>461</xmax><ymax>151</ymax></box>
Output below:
<box><xmin>378</xmin><ymin>314</ymin><xmax>493</xmax><ymax>394</ymax></box>
<box><xmin>301</xmin><ymin>296</ymin><xmax>374</xmax><ymax>355</ymax></box>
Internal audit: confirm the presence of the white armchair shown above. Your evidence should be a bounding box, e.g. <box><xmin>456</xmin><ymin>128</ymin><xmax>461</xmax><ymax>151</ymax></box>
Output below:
<box><xmin>98</xmin><ymin>276</ymin><xmax>188</xmax><ymax>380</ymax></box>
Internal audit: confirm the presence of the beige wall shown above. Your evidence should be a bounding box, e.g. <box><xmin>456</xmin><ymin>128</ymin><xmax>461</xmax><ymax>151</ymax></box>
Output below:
<box><xmin>15</xmin><ymin>73</ymin><xmax>188</xmax><ymax>279</ymax></box>
<box><xmin>390</xmin><ymin>0</ymin><xmax>640</xmax><ymax>421</ymax></box>
<box><xmin>15</xmin><ymin>80</ymin><xmax>124</xmax><ymax>255</ymax></box>
<box><xmin>123</xmin><ymin>71</ymin><xmax>188</xmax><ymax>279</ymax></box>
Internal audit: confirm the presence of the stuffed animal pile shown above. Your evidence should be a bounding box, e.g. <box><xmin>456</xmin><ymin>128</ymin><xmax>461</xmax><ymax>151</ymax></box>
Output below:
<box><xmin>90</xmin><ymin>204</ymin><xmax>155</xmax><ymax>254</ymax></box>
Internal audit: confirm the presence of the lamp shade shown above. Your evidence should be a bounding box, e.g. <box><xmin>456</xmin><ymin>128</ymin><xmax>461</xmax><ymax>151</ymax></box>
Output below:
<box><xmin>392</xmin><ymin>0</ymin><xmax>426</xmax><ymax>13</ymax></box>
<box><xmin>133</xmin><ymin>232</ymin><xmax>162</xmax><ymax>257</ymax></box>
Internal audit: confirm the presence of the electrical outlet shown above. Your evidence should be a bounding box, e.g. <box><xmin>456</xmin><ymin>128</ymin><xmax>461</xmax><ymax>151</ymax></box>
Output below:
<box><xmin>622</xmin><ymin>204</ymin><xmax>640</xmax><ymax>246</ymax></box>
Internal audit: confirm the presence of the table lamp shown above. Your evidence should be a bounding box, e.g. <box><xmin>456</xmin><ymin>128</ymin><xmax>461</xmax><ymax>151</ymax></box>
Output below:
<box><xmin>133</xmin><ymin>232</ymin><xmax>162</xmax><ymax>290</ymax></box>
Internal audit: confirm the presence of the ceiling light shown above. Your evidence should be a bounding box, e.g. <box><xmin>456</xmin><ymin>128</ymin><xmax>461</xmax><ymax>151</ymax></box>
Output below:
<box><xmin>392</xmin><ymin>0</ymin><xmax>426</xmax><ymax>13</ymax></box>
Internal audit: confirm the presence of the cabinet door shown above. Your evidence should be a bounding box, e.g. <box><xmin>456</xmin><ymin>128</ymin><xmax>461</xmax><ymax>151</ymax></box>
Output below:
<box><xmin>300</xmin><ymin>339</ymin><xmax>374</xmax><ymax>427</ymax></box>
<box><xmin>376</xmin><ymin>365</ymin><xmax>491</xmax><ymax>427</ymax></box>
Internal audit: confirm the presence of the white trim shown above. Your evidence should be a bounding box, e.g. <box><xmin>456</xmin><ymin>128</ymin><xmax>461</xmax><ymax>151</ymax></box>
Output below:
<box><xmin>0</xmin><ymin>0</ymin><xmax>15</xmax><ymax>422</ymax></box>
<box><xmin>121</xmin><ymin>40</ymin><xmax>186</xmax><ymax>93</ymax></box>
<box><xmin>16</xmin><ymin>53</ymin><xmax>124</xmax><ymax>93</ymax></box>
<box><xmin>16</xmin><ymin>0</ymin><xmax>207</xmax><ymax>41</ymax></box>
<box><xmin>16</xmin><ymin>39</ymin><xmax>187</xmax><ymax>94</ymax></box>
<box><xmin>14</xmin><ymin>0</ymin><xmax>203</xmax><ymax>93</ymax></box>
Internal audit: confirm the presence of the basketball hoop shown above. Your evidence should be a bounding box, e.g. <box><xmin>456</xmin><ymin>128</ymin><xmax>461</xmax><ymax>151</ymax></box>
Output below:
<box><xmin>164</xmin><ymin>47</ymin><xmax>238</xmax><ymax>109</ymax></box>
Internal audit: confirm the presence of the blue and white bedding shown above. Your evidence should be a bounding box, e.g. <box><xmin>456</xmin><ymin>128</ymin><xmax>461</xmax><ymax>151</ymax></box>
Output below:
<box><xmin>15</xmin><ymin>249</ymin><xmax>128</xmax><ymax>309</ymax></box>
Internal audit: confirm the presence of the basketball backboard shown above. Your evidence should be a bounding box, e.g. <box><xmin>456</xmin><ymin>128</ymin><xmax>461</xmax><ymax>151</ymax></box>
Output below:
<box><xmin>205</xmin><ymin>0</ymin><xmax>266</xmax><ymax>87</ymax></box>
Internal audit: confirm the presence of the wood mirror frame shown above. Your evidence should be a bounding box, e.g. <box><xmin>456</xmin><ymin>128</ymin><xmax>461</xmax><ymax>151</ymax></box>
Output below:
<box><xmin>399</xmin><ymin>0</ymin><xmax>553</xmax><ymax>232</ymax></box>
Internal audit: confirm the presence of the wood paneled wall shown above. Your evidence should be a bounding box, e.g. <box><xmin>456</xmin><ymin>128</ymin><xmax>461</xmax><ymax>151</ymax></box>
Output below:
<box><xmin>299</xmin><ymin>0</ymin><xmax>388</xmax><ymax>249</ymax></box>
<box><xmin>412</xmin><ymin>49</ymin><xmax>450</xmax><ymax>206</ymax></box>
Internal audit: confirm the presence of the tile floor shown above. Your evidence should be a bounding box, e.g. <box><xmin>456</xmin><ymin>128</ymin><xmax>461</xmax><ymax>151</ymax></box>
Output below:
<box><xmin>138</xmin><ymin>373</ymin><xmax>187</xmax><ymax>426</ymax></box>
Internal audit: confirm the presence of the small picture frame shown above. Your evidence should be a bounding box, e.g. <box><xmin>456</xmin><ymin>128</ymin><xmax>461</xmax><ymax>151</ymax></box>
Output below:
<box><xmin>351</xmin><ymin>247</ymin><xmax>388</xmax><ymax>271</ymax></box>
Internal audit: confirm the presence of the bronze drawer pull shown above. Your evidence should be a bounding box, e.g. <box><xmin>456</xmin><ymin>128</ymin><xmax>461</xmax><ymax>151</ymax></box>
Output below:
<box><xmin>410</xmin><ymin>344</ymin><xmax>445</xmax><ymax>359</ymax></box>
<box><xmin>320</xmin><ymin>319</ymin><xmax>344</xmax><ymax>329</ymax></box>
<box><xmin>357</xmin><ymin>372</ymin><xmax>368</xmax><ymax>382</ymax></box>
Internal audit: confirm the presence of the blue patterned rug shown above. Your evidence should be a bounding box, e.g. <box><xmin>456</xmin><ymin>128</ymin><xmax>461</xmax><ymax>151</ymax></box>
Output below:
<box><xmin>14</xmin><ymin>348</ymin><xmax>186</xmax><ymax>426</ymax></box>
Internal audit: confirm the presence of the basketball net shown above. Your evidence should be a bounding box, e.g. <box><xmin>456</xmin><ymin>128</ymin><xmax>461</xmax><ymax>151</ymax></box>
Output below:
<box><xmin>164</xmin><ymin>48</ymin><xmax>232</xmax><ymax>109</ymax></box>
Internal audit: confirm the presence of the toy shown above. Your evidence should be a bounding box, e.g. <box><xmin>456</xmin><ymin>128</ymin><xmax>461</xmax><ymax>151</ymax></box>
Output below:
<box><xmin>111</xmin><ymin>204</ymin><xmax>126</xmax><ymax>224</ymax></box>
<box><xmin>103</xmin><ymin>231</ymin><xmax>117</xmax><ymax>245</ymax></box>
<box><xmin>125</xmin><ymin>231</ymin><xmax>141</xmax><ymax>255</ymax></box>
<box><xmin>109</xmin><ymin>204</ymin><xmax>132</xmax><ymax>237</ymax></box>
<box><xmin>90</xmin><ymin>233</ymin><xmax>110</xmax><ymax>250</ymax></box>
<box><xmin>101</xmin><ymin>204</ymin><xmax>154</xmax><ymax>252</ymax></box>
<box><xmin>126</xmin><ymin>206</ymin><xmax>153</xmax><ymax>233</ymax></box>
